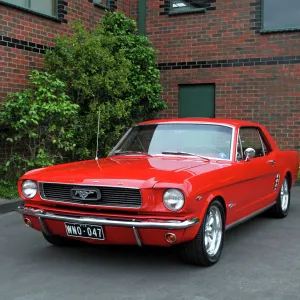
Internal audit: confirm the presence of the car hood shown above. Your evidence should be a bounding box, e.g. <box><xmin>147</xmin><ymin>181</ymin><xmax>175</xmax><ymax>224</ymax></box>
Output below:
<box><xmin>23</xmin><ymin>156</ymin><xmax>211</xmax><ymax>189</ymax></box>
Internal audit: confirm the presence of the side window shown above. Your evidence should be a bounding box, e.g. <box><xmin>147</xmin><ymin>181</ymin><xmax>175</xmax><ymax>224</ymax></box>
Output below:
<box><xmin>236</xmin><ymin>136</ymin><xmax>243</xmax><ymax>161</ymax></box>
<box><xmin>239</xmin><ymin>128</ymin><xmax>266</xmax><ymax>159</ymax></box>
<box><xmin>260</xmin><ymin>136</ymin><xmax>269</xmax><ymax>155</ymax></box>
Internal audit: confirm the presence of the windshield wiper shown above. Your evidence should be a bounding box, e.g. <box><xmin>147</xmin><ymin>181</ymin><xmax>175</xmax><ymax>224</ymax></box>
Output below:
<box><xmin>161</xmin><ymin>151</ymin><xmax>210</xmax><ymax>161</ymax></box>
<box><xmin>112</xmin><ymin>151</ymin><xmax>152</xmax><ymax>157</ymax></box>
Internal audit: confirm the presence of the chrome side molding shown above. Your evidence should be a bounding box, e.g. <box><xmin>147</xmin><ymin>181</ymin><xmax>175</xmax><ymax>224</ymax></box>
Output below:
<box><xmin>225</xmin><ymin>203</ymin><xmax>275</xmax><ymax>231</ymax></box>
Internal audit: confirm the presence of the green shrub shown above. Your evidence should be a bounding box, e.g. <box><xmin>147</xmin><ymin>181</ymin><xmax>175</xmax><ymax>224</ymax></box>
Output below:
<box><xmin>101</xmin><ymin>12</ymin><xmax>166</xmax><ymax>121</ymax></box>
<box><xmin>45</xmin><ymin>12</ymin><xmax>167</xmax><ymax>159</ymax></box>
<box><xmin>0</xmin><ymin>180</ymin><xmax>19</xmax><ymax>199</ymax></box>
<box><xmin>0</xmin><ymin>70</ymin><xmax>79</xmax><ymax>180</ymax></box>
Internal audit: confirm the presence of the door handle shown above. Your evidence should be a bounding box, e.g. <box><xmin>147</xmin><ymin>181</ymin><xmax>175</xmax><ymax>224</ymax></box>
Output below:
<box><xmin>267</xmin><ymin>160</ymin><xmax>276</xmax><ymax>165</ymax></box>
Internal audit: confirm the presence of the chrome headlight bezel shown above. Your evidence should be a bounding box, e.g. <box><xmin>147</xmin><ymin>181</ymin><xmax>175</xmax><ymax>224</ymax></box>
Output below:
<box><xmin>22</xmin><ymin>180</ymin><xmax>37</xmax><ymax>199</ymax></box>
<box><xmin>163</xmin><ymin>189</ymin><xmax>185</xmax><ymax>211</ymax></box>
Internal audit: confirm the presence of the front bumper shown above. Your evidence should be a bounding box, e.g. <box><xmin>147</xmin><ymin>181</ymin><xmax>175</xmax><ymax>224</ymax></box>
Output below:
<box><xmin>17</xmin><ymin>206</ymin><xmax>200</xmax><ymax>246</ymax></box>
<box><xmin>17</xmin><ymin>206</ymin><xmax>199</xmax><ymax>229</ymax></box>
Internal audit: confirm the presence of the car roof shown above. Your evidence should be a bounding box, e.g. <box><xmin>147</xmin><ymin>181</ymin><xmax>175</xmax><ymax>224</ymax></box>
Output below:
<box><xmin>138</xmin><ymin>118</ymin><xmax>260</xmax><ymax>128</ymax></box>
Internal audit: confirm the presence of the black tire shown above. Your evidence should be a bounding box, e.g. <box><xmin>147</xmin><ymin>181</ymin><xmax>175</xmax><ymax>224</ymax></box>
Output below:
<box><xmin>42</xmin><ymin>233</ymin><xmax>80</xmax><ymax>247</ymax></box>
<box><xmin>180</xmin><ymin>199</ymin><xmax>225</xmax><ymax>266</ymax></box>
<box><xmin>269</xmin><ymin>176</ymin><xmax>290</xmax><ymax>218</ymax></box>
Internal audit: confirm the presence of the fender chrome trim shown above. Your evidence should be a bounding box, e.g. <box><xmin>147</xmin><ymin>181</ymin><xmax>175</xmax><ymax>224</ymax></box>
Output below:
<box><xmin>16</xmin><ymin>206</ymin><xmax>200</xmax><ymax>230</ymax></box>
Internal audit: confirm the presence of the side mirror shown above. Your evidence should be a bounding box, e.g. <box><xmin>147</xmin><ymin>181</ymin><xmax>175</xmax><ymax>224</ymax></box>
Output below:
<box><xmin>244</xmin><ymin>148</ymin><xmax>255</xmax><ymax>161</ymax></box>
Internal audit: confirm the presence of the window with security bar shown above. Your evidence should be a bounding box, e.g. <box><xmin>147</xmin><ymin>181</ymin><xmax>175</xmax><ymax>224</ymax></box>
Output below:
<box><xmin>3</xmin><ymin>0</ymin><xmax>57</xmax><ymax>17</ymax></box>
<box><xmin>171</xmin><ymin>0</ymin><xmax>208</xmax><ymax>12</ymax></box>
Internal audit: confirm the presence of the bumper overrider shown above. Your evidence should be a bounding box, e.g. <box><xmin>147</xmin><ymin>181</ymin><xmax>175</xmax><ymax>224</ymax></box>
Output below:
<box><xmin>16</xmin><ymin>206</ymin><xmax>200</xmax><ymax>246</ymax></box>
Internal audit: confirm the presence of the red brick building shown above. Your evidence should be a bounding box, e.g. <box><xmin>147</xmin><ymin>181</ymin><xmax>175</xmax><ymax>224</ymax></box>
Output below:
<box><xmin>1</xmin><ymin>0</ymin><xmax>300</xmax><ymax>152</ymax></box>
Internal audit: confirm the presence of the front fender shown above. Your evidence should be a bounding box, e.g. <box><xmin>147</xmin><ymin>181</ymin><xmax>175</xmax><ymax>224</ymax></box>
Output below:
<box><xmin>196</xmin><ymin>190</ymin><xmax>228</xmax><ymax>227</ymax></box>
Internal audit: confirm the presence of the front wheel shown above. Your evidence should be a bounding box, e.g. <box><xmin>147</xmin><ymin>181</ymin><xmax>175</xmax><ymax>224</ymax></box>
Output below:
<box><xmin>180</xmin><ymin>199</ymin><xmax>225</xmax><ymax>266</ymax></box>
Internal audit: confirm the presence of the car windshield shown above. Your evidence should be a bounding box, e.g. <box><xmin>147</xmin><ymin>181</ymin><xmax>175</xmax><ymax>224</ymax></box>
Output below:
<box><xmin>111</xmin><ymin>123</ymin><xmax>233</xmax><ymax>160</ymax></box>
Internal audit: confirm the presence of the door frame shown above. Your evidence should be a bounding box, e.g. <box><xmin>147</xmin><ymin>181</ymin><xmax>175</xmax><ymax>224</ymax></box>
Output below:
<box><xmin>231</xmin><ymin>126</ymin><xmax>279</xmax><ymax>220</ymax></box>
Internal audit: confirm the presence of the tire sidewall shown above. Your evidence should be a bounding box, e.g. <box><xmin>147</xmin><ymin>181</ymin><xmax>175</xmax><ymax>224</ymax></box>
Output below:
<box><xmin>201</xmin><ymin>200</ymin><xmax>225</xmax><ymax>264</ymax></box>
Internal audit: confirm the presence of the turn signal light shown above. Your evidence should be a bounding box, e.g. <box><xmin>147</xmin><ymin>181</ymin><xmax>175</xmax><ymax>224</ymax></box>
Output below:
<box><xmin>24</xmin><ymin>218</ymin><xmax>32</xmax><ymax>227</ymax></box>
<box><xmin>165</xmin><ymin>233</ymin><xmax>177</xmax><ymax>243</ymax></box>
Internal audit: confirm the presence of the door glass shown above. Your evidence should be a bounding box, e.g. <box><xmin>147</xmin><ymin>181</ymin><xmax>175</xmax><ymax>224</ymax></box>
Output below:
<box><xmin>236</xmin><ymin>136</ymin><xmax>243</xmax><ymax>160</ymax></box>
<box><xmin>260</xmin><ymin>136</ymin><xmax>269</xmax><ymax>155</ymax></box>
<box><xmin>239</xmin><ymin>128</ymin><xmax>265</xmax><ymax>158</ymax></box>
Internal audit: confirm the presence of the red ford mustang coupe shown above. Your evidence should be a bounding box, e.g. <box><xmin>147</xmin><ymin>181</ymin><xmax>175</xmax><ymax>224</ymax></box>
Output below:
<box><xmin>17</xmin><ymin>118</ymin><xmax>299</xmax><ymax>266</ymax></box>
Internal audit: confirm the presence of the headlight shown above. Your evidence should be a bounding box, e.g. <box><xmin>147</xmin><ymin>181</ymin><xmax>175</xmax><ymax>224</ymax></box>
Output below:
<box><xmin>22</xmin><ymin>180</ymin><xmax>37</xmax><ymax>199</ymax></box>
<box><xmin>163</xmin><ymin>189</ymin><xmax>185</xmax><ymax>211</ymax></box>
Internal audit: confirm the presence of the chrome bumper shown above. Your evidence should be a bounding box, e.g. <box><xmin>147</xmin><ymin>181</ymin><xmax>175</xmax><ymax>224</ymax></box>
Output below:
<box><xmin>16</xmin><ymin>206</ymin><xmax>200</xmax><ymax>230</ymax></box>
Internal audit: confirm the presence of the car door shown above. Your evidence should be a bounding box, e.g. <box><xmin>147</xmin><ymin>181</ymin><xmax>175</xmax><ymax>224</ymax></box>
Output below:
<box><xmin>232</xmin><ymin>127</ymin><xmax>279</xmax><ymax>220</ymax></box>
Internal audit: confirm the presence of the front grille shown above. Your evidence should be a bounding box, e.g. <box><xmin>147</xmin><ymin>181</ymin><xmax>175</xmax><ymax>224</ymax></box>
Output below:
<box><xmin>39</xmin><ymin>183</ymin><xmax>142</xmax><ymax>208</ymax></box>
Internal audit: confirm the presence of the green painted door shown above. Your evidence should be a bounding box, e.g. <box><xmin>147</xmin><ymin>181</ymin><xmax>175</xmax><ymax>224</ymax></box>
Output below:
<box><xmin>138</xmin><ymin>0</ymin><xmax>146</xmax><ymax>35</ymax></box>
<box><xmin>179</xmin><ymin>84</ymin><xmax>215</xmax><ymax>118</ymax></box>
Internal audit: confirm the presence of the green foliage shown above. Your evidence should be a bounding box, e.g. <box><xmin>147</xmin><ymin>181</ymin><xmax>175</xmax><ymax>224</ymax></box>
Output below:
<box><xmin>44</xmin><ymin>12</ymin><xmax>166</xmax><ymax>159</ymax></box>
<box><xmin>101</xmin><ymin>12</ymin><xmax>166</xmax><ymax>121</ymax></box>
<box><xmin>101</xmin><ymin>9</ymin><xmax>137</xmax><ymax>35</ymax></box>
<box><xmin>45</xmin><ymin>21</ymin><xmax>131</xmax><ymax>112</ymax></box>
<box><xmin>0</xmin><ymin>70</ymin><xmax>79</xmax><ymax>179</ymax></box>
<box><xmin>0</xmin><ymin>180</ymin><xmax>19</xmax><ymax>200</ymax></box>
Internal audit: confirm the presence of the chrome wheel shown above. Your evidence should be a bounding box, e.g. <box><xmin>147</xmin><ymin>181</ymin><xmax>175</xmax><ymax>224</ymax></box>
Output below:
<box><xmin>280</xmin><ymin>178</ymin><xmax>289</xmax><ymax>212</ymax></box>
<box><xmin>204</xmin><ymin>206</ymin><xmax>223</xmax><ymax>257</ymax></box>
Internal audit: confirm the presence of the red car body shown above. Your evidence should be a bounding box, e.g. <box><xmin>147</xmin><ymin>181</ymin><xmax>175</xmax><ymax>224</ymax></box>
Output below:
<box><xmin>17</xmin><ymin>118</ymin><xmax>299</xmax><ymax>264</ymax></box>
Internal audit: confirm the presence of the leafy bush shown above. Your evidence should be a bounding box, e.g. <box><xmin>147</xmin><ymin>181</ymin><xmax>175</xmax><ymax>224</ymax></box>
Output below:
<box><xmin>0</xmin><ymin>70</ymin><xmax>79</xmax><ymax>180</ymax></box>
<box><xmin>0</xmin><ymin>180</ymin><xmax>19</xmax><ymax>199</ymax></box>
<box><xmin>101</xmin><ymin>12</ymin><xmax>166</xmax><ymax>121</ymax></box>
<box><xmin>45</xmin><ymin>12</ymin><xmax>166</xmax><ymax>159</ymax></box>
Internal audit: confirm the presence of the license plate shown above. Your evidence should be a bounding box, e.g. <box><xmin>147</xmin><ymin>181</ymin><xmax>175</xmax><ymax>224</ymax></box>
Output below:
<box><xmin>65</xmin><ymin>222</ymin><xmax>105</xmax><ymax>240</ymax></box>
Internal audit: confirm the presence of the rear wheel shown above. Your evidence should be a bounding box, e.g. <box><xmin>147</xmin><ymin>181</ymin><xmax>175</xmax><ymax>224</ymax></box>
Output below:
<box><xmin>42</xmin><ymin>233</ymin><xmax>80</xmax><ymax>247</ymax></box>
<box><xmin>269</xmin><ymin>176</ymin><xmax>290</xmax><ymax>218</ymax></box>
<box><xmin>180</xmin><ymin>199</ymin><xmax>225</xmax><ymax>266</ymax></box>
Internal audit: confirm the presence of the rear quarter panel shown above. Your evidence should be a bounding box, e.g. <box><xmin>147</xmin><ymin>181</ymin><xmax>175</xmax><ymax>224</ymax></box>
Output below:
<box><xmin>259</xmin><ymin>125</ymin><xmax>299</xmax><ymax>186</ymax></box>
<box><xmin>276</xmin><ymin>150</ymin><xmax>299</xmax><ymax>185</ymax></box>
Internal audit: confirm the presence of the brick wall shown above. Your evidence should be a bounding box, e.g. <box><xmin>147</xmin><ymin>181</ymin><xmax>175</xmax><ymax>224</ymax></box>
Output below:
<box><xmin>131</xmin><ymin>0</ymin><xmax>300</xmax><ymax>151</ymax></box>
<box><xmin>1</xmin><ymin>0</ymin><xmax>300</xmax><ymax>152</ymax></box>
<box><xmin>0</xmin><ymin>0</ymin><xmax>126</xmax><ymax>101</ymax></box>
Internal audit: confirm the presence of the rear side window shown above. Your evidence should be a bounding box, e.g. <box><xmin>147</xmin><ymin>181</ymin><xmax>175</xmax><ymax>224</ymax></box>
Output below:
<box><xmin>238</xmin><ymin>128</ymin><xmax>268</xmax><ymax>159</ymax></box>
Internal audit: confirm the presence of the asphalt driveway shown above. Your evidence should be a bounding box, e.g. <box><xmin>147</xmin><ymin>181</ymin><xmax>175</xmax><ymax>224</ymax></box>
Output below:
<box><xmin>0</xmin><ymin>187</ymin><xmax>299</xmax><ymax>300</ymax></box>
